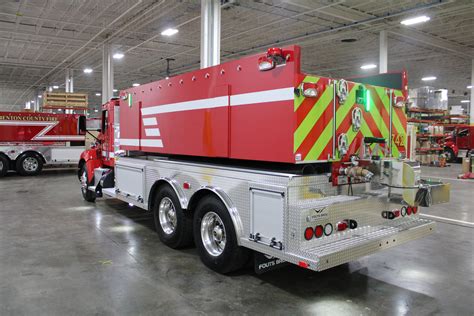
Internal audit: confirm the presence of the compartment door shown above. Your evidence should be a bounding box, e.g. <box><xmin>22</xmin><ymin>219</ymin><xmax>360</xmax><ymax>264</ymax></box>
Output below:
<box><xmin>250</xmin><ymin>186</ymin><xmax>285</xmax><ymax>249</ymax></box>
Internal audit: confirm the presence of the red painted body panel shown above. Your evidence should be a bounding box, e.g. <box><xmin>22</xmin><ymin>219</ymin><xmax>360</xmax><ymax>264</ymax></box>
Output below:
<box><xmin>119</xmin><ymin>46</ymin><xmax>300</xmax><ymax>163</ymax></box>
<box><xmin>0</xmin><ymin>111</ymin><xmax>83</xmax><ymax>144</ymax></box>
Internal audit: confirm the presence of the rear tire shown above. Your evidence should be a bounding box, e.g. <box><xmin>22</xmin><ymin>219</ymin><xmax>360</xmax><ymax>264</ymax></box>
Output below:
<box><xmin>153</xmin><ymin>185</ymin><xmax>193</xmax><ymax>248</ymax></box>
<box><xmin>80</xmin><ymin>165</ymin><xmax>96</xmax><ymax>202</ymax></box>
<box><xmin>194</xmin><ymin>196</ymin><xmax>249</xmax><ymax>274</ymax></box>
<box><xmin>0</xmin><ymin>155</ymin><xmax>8</xmax><ymax>177</ymax></box>
<box><xmin>16</xmin><ymin>153</ymin><xmax>43</xmax><ymax>176</ymax></box>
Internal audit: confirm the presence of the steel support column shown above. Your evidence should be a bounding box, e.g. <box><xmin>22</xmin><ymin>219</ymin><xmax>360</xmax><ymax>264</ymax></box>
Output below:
<box><xmin>102</xmin><ymin>44</ymin><xmax>114</xmax><ymax>104</ymax></box>
<box><xmin>200</xmin><ymin>0</ymin><xmax>221</xmax><ymax>68</ymax></box>
<box><xmin>379</xmin><ymin>30</ymin><xmax>388</xmax><ymax>74</ymax></box>
<box><xmin>470</xmin><ymin>59</ymin><xmax>474</xmax><ymax>126</ymax></box>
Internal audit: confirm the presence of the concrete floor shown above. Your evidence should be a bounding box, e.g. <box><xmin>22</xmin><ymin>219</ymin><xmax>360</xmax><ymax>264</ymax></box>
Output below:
<box><xmin>0</xmin><ymin>165</ymin><xmax>472</xmax><ymax>316</ymax></box>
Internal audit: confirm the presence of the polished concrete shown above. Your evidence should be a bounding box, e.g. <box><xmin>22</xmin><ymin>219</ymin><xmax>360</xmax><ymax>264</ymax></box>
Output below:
<box><xmin>0</xmin><ymin>165</ymin><xmax>472</xmax><ymax>315</ymax></box>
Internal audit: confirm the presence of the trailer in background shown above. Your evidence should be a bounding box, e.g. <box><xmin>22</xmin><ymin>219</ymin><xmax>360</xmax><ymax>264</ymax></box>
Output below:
<box><xmin>0</xmin><ymin>111</ymin><xmax>86</xmax><ymax>176</ymax></box>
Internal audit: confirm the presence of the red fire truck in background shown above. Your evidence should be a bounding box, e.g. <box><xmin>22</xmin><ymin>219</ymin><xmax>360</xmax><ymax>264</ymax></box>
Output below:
<box><xmin>443</xmin><ymin>125</ymin><xmax>473</xmax><ymax>162</ymax></box>
<box><xmin>78</xmin><ymin>45</ymin><xmax>450</xmax><ymax>274</ymax></box>
<box><xmin>0</xmin><ymin>111</ymin><xmax>86</xmax><ymax>176</ymax></box>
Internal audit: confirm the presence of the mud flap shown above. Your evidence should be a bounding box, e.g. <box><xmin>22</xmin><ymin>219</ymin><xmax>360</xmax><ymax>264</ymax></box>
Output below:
<box><xmin>254</xmin><ymin>252</ymin><xmax>288</xmax><ymax>274</ymax></box>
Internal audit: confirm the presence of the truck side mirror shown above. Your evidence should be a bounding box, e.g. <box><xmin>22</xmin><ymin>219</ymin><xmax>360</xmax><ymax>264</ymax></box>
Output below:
<box><xmin>78</xmin><ymin>115</ymin><xmax>87</xmax><ymax>135</ymax></box>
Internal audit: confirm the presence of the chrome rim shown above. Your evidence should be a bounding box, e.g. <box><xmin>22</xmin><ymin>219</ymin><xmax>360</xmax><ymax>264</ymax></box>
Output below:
<box><xmin>80</xmin><ymin>171</ymin><xmax>88</xmax><ymax>194</ymax></box>
<box><xmin>158</xmin><ymin>197</ymin><xmax>177</xmax><ymax>235</ymax></box>
<box><xmin>200</xmin><ymin>211</ymin><xmax>226</xmax><ymax>257</ymax></box>
<box><xmin>22</xmin><ymin>157</ymin><xmax>38</xmax><ymax>172</ymax></box>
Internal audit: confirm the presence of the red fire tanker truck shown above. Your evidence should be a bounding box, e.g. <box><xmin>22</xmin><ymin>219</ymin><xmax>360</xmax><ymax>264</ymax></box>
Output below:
<box><xmin>0</xmin><ymin>111</ymin><xmax>86</xmax><ymax>176</ymax></box>
<box><xmin>78</xmin><ymin>45</ymin><xmax>450</xmax><ymax>274</ymax></box>
<box><xmin>443</xmin><ymin>125</ymin><xmax>473</xmax><ymax>162</ymax></box>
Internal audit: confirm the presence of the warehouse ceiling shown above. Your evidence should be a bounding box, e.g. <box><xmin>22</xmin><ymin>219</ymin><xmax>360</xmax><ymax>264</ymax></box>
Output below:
<box><xmin>0</xmin><ymin>0</ymin><xmax>473</xmax><ymax>113</ymax></box>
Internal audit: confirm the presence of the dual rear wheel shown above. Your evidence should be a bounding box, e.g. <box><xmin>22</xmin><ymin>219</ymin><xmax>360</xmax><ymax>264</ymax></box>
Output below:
<box><xmin>153</xmin><ymin>187</ymin><xmax>249</xmax><ymax>274</ymax></box>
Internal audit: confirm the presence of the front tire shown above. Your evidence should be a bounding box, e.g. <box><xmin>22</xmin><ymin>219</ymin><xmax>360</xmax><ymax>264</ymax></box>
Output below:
<box><xmin>153</xmin><ymin>185</ymin><xmax>193</xmax><ymax>249</ymax></box>
<box><xmin>194</xmin><ymin>196</ymin><xmax>249</xmax><ymax>274</ymax></box>
<box><xmin>443</xmin><ymin>147</ymin><xmax>456</xmax><ymax>163</ymax></box>
<box><xmin>80</xmin><ymin>165</ymin><xmax>96</xmax><ymax>202</ymax></box>
<box><xmin>0</xmin><ymin>155</ymin><xmax>8</xmax><ymax>177</ymax></box>
<box><xmin>16</xmin><ymin>153</ymin><xmax>43</xmax><ymax>176</ymax></box>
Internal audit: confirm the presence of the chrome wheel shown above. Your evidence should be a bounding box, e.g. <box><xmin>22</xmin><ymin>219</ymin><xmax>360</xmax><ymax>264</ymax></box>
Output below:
<box><xmin>158</xmin><ymin>197</ymin><xmax>177</xmax><ymax>235</ymax></box>
<box><xmin>22</xmin><ymin>157</ymin><xmax>38</xmax><ymax>172</ymax></box>
<box><xmin>80</xmin><ymin>171</ymin><xmax>88</xmax><ymax>193</ymax></box>
<box><xmin>201</xmin><ymin>211</ymin><xmax>226</xmax><ymax>257</ymax></box>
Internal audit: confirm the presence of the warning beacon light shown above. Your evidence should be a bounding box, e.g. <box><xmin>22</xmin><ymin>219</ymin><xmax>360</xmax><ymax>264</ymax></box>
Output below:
<box><xmin>258</xmin><ymin>47</ymin><xmax>287</xmax><ymax>71</ymax></box>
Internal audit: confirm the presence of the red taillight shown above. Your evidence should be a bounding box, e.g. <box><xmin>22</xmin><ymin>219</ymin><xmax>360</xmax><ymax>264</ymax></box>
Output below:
<box><xmin>407</xmin><ymin>207</ymin><xmax>412</xmax><ymax>215</ymax></box>
<box><xmin>267</xmin><ymin>47</ymin><xmax>285</xmax><ymax>63</ymax></box>
<box><xmin>258</xmin><ymin>56</ymin><xmax>275</xmax><ymax>71</ymax></box>
<box><xmin>298</xmin><ymin>261</ymin><xmax>309</xmax><ymax>268</ymax></box>
<box><xmin>315</xmin><ymin>225</ymin><xmax>324</xmax><ymax>238</ymax></box>
<box><xmin>183</xmin><ymin>182</ymin><xmax>190</xmax><ymax>189</ymax></box>
<box><xmin>337</xmin><ymin>221</ymin><xmax>348</xmax><ymax>231</ymax></box>
<box><xmin>304</xmin><ymin>227</ymin><xmax>314</xmax><ymax>240</ymax></box>
<box><xmin>412</xmin><ymin>206</ymin><xmax>418</xmax><ymax>214</ymax></box>
<box><xmin>393</xmin><ymin>210</ymin><xmax>401</xmax><ymax>218</ymax></box>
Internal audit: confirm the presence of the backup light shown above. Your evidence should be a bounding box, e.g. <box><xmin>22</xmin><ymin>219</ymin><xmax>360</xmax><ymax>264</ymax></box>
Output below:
<box><xmin>301</xmin><ymin>82</ymin><xmax>319</xmax><ymax>98</ymax></box>
<box><xmin>161</xmin><ymin>28</ymin><xmax>178</xmax><ymax>36</ymax></box>
<box><xmin>258</xmin><ymin>56</ymin><xmax>274</xmax><ymax>71</ymax></box>
<box><xmin>400</xmin><ymin>15</ymin><xmax>430</xmax><ymax>26</ymax></box>
<box><xmin>258</xmin><ymin>47</ymin><xmax>288</xmax><ymax>71</ymax></box>
<box><xmin>324</xmin><ymin>223</ymin><xmax>333</xmax><ymax>236</ymax></box>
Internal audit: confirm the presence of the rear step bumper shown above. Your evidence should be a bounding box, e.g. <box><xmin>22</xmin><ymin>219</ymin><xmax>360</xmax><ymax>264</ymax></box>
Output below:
<box><xmin>298</xmin><ymin>219</ymin><xmax>435</xmax><ymax>271</ymax></box>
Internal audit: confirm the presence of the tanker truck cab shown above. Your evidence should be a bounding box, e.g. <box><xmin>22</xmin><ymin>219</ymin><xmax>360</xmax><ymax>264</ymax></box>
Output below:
<box><xmin>77</xmin><ymin>45</ymin><xmax>451</xmax><ymax>274</ymax></box>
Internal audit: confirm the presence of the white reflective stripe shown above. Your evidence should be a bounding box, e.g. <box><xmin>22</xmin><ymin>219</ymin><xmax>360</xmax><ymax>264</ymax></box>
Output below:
<box><xmin>0</xmin><ymin>121</ymin><xmax>56</xmax><ymax>126</ymax></box>
<box><xmin>119</xmin><ymin>138</ymin><xmax>163</xmax><ymax>147</ymax></box>
<box><xmin>141</xmin><ymin>96</ymin><xmax>229</xmax><ymax>116</ymax></box>
<box><xmin>140</xmin><ymin>88</ymin><xmax>294</xmax><ymax>116</ymax></box>
<box><xmin>145</xmin><ymin>128</ymin><xmax>161</xmax><ymax>136</ymax></box>
<box><xmin>143</xmin><ymin>117</ymin><xmax>157</xmax><ymax>126</ymax></box>
<box><xmin>120</xmin><ymin>138</ymin><xmax>139</xmax><ymax>146</ymax></box>
<box><xmin>141</xmin><ymin>139</ymin><xmax>163</xmax><ymax>147</ymax></box>
<box><xmin>102</xmin><ymin>151</ymin><xmax>115</xmax><ymax>158</ymax></box>
<box><xmin>35</xmin><ymin>136</ymin><xmax>84</xmax><ymax>140</ymax></box>
<box><xmin>230</xmin><ymin>87</ymin><xmax>294</xmax><ymax>106</ymax></box>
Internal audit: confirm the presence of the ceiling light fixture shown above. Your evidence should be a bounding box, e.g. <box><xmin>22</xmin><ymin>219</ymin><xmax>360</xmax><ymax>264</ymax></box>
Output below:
<box><xmin>400</xmin><ymin>15</ymin><xmax>430</xmax><ymax>26</ymax></box>
<box><xmin>161</xmin><ymin>28</ymin><xmax>178</xmax><ymax>36</ymax></box>
<box><xmin>421</xmin><ymin>76</ymin><xmax>436</xmax><ymax>81</ymax></box>
<box><xmin>132</xmin><ymin>83</ymin><xmax>140</xmax><ymax>87</ymax></box>
<box><xmin>113</xmin><ymin>89</ymin><xmax>118</xmax><ymax>92</ymax></box>
<box><xmin>460</xmin><ymin>100</ymin><xmax>470</xmax><ymax>103</ymax></box>
<box><xmin>53</xmin><ymin>85</ymin><xmax>59</xmax><ymax>89</ymax></box>
<box><xmin>38</xmin><ymin>95</ymin><xmax>42</xmax><ymax>98</ymax></box>
<box><xmin>467</xmin><ymin>85</ymin><xmax>472</xmax><ymax>89</ymax></box>
<box><xmin>360</xmin><ymin>64</ymin><xmax>377</xmax><ymax>70</ymax></box>
<box><xmin>83</xmin><ymin>68</ymin><xmax>93</xmax><ymax>74</ymax></box>
<box><xmin>113</xmin><ymin>53</ymin><xmax>124</xmax><ymax>59</ymax></box>
<box><xmin>95</xmin><ymin>93</ymin><xmax>101</xmax><ymax>96</ymax></box>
